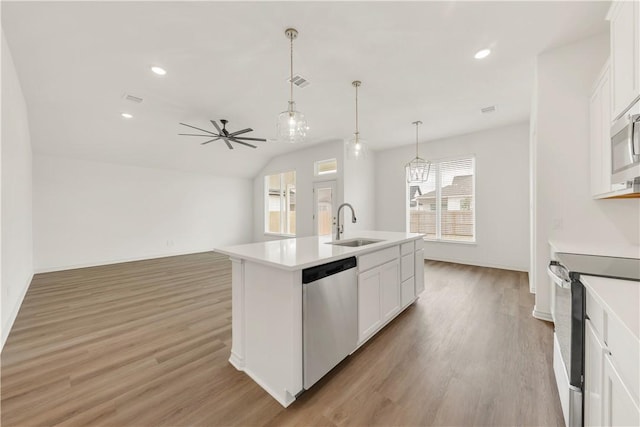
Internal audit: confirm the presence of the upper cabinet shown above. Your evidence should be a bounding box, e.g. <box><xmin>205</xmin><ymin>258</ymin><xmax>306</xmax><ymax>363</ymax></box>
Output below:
<box><xmin>590</xmin><ymin>61</ymin><xmax>612</xmax><ymax>197</ymax></box>
<box><xmin>608</xmin><ymin>0</ymin><xmax>640</xmax><ymax>119</ymax></box>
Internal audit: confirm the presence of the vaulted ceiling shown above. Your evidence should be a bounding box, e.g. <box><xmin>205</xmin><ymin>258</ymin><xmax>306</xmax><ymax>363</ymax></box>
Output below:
<box><xmin>2</xmin><ymin>1</ymin><xmax>609</xmax><ymax>178</ymax></box>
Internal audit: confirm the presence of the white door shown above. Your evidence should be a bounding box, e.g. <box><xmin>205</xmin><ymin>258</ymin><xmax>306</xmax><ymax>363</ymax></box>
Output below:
<box><xmin>313</xmin><ymin>181</ymin><xmax>337</xmax><ymax>236</ymax></box>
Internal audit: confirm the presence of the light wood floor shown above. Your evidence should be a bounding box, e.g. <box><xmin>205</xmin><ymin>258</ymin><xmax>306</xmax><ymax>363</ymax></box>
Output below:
<box><xmin>1</xmin><ymin>253</ymin><xmax>564</xmax><ymax>426</ymax></box>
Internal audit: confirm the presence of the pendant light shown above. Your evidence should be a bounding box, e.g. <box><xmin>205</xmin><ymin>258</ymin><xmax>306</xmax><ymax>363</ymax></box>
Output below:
<box><xmin>405</xmin><ymin>121</ymin><xmax>431</xmax><ymax>182</ymax></box>
<box><xmin>277</xmin><ymin>28</ymin><xmax>308</xmax><ymax>143</ymax></box>
<box><xmin>346</xmin><ymin>80</ymin><xmax>369</xmax><ymax>160</ymax></box>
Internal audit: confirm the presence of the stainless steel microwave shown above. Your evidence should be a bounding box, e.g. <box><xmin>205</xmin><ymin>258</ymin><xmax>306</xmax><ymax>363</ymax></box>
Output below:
<box><xmin>611</xmin><ymin>99</ymin><xmax>640</xmax><ymax>184</ymax></box>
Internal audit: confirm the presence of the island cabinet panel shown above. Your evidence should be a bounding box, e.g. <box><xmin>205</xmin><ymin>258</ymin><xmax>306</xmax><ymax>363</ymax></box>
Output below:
<box><xmin>401</xmin><ymin>278</ymin><xmax>415</xmax><ymax>308</ymax></box>
<box><xmin>380</xmin><ymin>260</ymin><xmax>401</xmax><ymax>322</ymax></box>
<box><xmin>358</xmin><ymin>267</ymin><xmax>382</xmax><ymax>342</ymax></box>
<box><xmin>585</xmin><ymin>320</ymin><xmax>604</xmax><ymax>427</ymax></box>
<box><xmin>415</xmin><ymin>249</ymin><xmax>425</xmax><ymax>295</ymax></box>
<box><xmin>603</xmin><ymin>353</ymin><xmax>640</xmax><ymax>427</ymax></box>
<box><xmin>242</xmin><ymin>262</ymin><xmax>303</xmax><ymax>407</ymax></box>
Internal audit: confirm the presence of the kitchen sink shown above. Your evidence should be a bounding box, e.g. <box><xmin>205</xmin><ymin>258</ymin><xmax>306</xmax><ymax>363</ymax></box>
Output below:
<box><xmin>328</xmin><ymin>238</ymin><xmax>384</xmax><ymax>247</ymax></box>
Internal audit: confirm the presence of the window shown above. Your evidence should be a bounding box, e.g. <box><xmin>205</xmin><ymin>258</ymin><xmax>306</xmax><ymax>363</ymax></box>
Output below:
<box><xmin>408</xmin><ymin>156</ymin><xmax>475</xmax><ymax>243</ymax></box>
<box><xmin>314</xmin><ymin>158</ymin><xmax>337</xmax><ymax>176</ymax></box>
<box><xmin>265</xmin><ymin>171</ymin><xmax>296</xmax><ymax>235</ymax></box>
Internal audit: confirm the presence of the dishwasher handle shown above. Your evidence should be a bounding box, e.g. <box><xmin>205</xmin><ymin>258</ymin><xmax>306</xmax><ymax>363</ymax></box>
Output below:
<box><xmin>302</xmin><ymin>257</ymin><xmax>357</xmax><ymax>284</ymax></box>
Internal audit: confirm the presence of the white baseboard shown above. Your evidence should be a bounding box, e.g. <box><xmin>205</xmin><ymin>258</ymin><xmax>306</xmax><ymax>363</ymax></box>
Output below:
<box><xmin>1</xmin><ymin>272</ymin><xmax>34</xmax><ymax>352</ymax></box>
<box><xmin>34</xmin><ymin>248</ymin><xmax>214</xmax><ymax>274</ymax></box>
<box><xmin>532</xmin><ymin>306</ymin><xmax>554</xmax><ymax>322</ymax></box>
<box><xmin>424</xmin><ymin>255</ymin><xmax>528</xmax><ymax>273</ymax></box>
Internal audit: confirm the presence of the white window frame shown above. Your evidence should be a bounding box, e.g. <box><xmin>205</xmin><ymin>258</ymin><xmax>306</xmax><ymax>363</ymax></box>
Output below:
<box><xmin>407</xmin><ymin>155</ymin><xmax>476</xmax><ymax>244</ymax></box>
<box><xmin>264</xmin><ymin>170</ymin><xmax>296</xmax><ymax>237</ymax></box>
<box><xmin>314</xmin><ymin>158</ymin><xmax>338</xmax><ymax>176</ymax></box>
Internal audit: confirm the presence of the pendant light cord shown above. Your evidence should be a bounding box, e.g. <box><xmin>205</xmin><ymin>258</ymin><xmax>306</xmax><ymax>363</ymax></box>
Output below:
<box><xmin>415</xmin><ymin>122</ymin><xmax>419</xmax><ymax>158</ymax></box>
<box><xmin>289</xmin><ymin>34</ymin><xmax>294</xmax><ymax>111</ymax></box>
<box><xmin>355</xmin><ymin>84</ymin><xmax>359</xmax><ymax>140</ymax></box>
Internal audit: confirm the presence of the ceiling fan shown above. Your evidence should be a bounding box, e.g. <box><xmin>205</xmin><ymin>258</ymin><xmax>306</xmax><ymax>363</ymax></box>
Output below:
<box><xmin>178</xmin><ymin>119</ymin><xmax>267</xmax><ymax>149</ymax></box>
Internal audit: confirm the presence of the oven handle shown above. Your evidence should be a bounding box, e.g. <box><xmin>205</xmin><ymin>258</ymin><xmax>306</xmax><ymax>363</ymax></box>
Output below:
<box><xmin>548</xmin><ymin>260</ymin><xmax>571</xmax><ymax>289</ymax></box>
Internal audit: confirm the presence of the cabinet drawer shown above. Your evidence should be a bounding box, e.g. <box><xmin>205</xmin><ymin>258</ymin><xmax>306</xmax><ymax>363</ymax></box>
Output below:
<box><xmin>401</xmin><ymin>277</ymin><xmax>415</xmax><ymax>307</ymax></box>
<box><xmin>358</xmin><ymin>246</ymin><xmax>399</xmax><ymax>272</ymax></box>
<box><xmin>414</xmin><ymin>238</ymin><xmax>424</xmax><ymax>250</ymax></box>
<box><xmin>401</xmin><ymin>242</ymin><xmax>414</xmax><ymax>256</ymax></box>
<box><xmin>401</xmin><ymin>253</ymin><xmax>414</xmax><ymax>282</ymax></box>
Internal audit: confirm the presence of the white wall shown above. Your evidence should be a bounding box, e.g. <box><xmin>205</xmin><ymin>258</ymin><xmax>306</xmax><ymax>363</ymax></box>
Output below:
<box><xmin>531</xmin><ymin>33</ymin><xmax>640</xmax><ymax>319</ymax></box>
<box><xmin>376</xmin><ymin>122</ymin><xmax>531</xmax><ymax>272</ymax></box>
<box><xmin>343</xmin><ymin>146</ymin><xmax>376</xmax><ymax>232</ymax></box>
<box><xmin>34</xmin><ymin>155</ymin><xmax>253</xmax><ymax>272</ymax></box>
<box><xmin>1</xmin><ymin>30</ymin><xmax>34</xmax><ymax>349</ymax></box>
<box><xmin>253</xmin><ymin>140</ymin><xmax>345</xmax><ymax>242</ymax></box>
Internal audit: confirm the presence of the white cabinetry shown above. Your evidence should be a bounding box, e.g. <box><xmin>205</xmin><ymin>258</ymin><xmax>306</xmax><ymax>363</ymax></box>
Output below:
<box><xmin>415</xmin><ymin>247</ymin><xmax>424</xmax><ymax>296</ymax></box>
<box><xmin>603</xmin><ymin>353</ymin><xmax>640</xmax><ymax>427</ymax></box>
<box><xmin>358</xmin><ymin>266</ymin><xmax>383</xmax><ymax>340</ymax></box>
<box><xmin>585</xmin><ymin>320</ymin><xmax>604</xmax><ymax>427</ymax></box>
<box><xmin>380</xmin><ymin>261</ymin><xmax>401</xmax><ymax>322</ymax></box>
<box><xmin>584</xmin><ymin>285</ymin><xmax>640</xmax><ymax>427</ymax></box>
<box><xmin>608</xmin><ymin>0</ymin><xmax>640</xmax><ymax>119</ymax></box>
<box><xmin>590</xmin><ymin>62</ymin><xmax>613</xmax><ymax>197</ymax></box>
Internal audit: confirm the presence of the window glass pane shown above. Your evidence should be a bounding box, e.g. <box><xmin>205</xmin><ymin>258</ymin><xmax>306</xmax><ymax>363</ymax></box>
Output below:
<box><xmin>265</xmin><ymin>171</ymin><xmax>296</xmax><ymax>235</ymax></box>
<box><xmin>440</xmin><ymin>158</ymin><xmax>474</xmax><ymax>242</ymax></box>
<box><xmin>316</xmin><ymin>187</ymin><xmax>333</xmax><ymax>236</ymax></box>
<box><xmin>315</xmin><ymin>158</ymin><xmax>337</xmax><ymax>175</ymax></box>
<box><xmin>409</xmin><ymin>172</ymin><xmax>437</xmax><ymax>239</ymax></box>
<box><xmin>408</xmin><ymin>156</ymin><xmax>475</xmax><ymax>243</ymax></box>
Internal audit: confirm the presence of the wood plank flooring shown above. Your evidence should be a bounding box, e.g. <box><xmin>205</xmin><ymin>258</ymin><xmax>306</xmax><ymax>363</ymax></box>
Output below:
<box><xmin>1</xmin><ymin>253</ymin><xmax>564</xmax><ymax>426</ymax></box>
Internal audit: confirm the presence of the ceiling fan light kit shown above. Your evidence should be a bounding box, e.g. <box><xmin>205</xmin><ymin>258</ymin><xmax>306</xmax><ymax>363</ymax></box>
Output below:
<box><xmin>346</xmin><ymin>80</ymin><xmax>369</xmax><ymax>161</ymax></box>
<box><xmin>276</xmin><ymin>27</ymin><xmax>308</xmax><ymax>144</ymax></box>
<box><xmin>405</xmin><ymin>120</ymin><xmax>431</xmax><ymax>183</ymax></box>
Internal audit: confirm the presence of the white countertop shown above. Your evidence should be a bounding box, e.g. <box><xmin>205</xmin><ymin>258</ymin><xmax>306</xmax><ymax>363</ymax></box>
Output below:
<box><xmin>216</xmin><ymin>230</ymin><xmax>423</xmax><ymax>271</ymax></box>
<box><xmin>581</xmin><ymin>275</ymin><xmax>640</xmax><ymax>340</ymax></box>
<box><xmin>549</xmin><ymin>239</ymin><xmax>640</xmax><ymax>259</ymax></box>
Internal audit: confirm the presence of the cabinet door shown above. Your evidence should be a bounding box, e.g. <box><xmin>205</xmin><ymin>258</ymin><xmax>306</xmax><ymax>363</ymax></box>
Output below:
<box><xmin>414</xmin><ymin>249</ymin><xmax>424</xmax><ymax>295</ymax></box>
<box><xmin>590</xmin><ymin>85</ymin><xmax>604</xmax><ymax>196</ymax></box>
<box><xmin>585</xmin><ymin>320</ymin><xmax>605</xmax><ymax>427</ymax></box>
<box><xmin>610</xmin><ymin>0</ymin><xmax>640</xmax><ymax>118</ymax></box>
<box><xmin>358</xmin><ymin>268</ymin><xmax>381</xmax><ymax>343</ymax></box>
<box><xmin>380</xmin><ymin>261</ymin><xmax>400</xmax><ymax>322</ymax></box>
<box><xmin>602</xmin><ymin>353</ymin><xmax>640</xmax><ymax>427</ymax></box>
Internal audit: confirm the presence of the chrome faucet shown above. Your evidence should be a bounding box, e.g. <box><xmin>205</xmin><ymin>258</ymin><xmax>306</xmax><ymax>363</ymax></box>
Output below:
<box><xmin>335</xmin><ymin>203</ymin><xmax>357</xmax><ymax>240</ymax></box>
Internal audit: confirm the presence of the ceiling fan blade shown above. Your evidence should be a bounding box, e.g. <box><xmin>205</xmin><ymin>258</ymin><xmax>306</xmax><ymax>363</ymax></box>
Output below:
<box><xmin>200</xmin><ymin>137</ymin><xmax>222</xmax><ymax>145</ymax></box>
<box><xmin>232</xmin><ymin>136</ymin><xmax>267</xmax><ymax>142</ymax></box>
<box><xmin>179</xmin><ymin>123</ymin><xmax>217</xmax><ymax>135</ymax></box>
<box><xmin>222</xmin><ymin>138</ymin><xmax>234</xmax><ymax>150</ymax></box>
<box><xmin>229</xmin><ymin>138</ymin><xmax>257</xmax><ymax>149</ymax></box>
<box><xmin>179</xmin><ymin>133</ymin><xmax>221</xmax><ymax>137</ymax></box>
<box><xmin>210</xmin><ymin>120</ymin><xmax>223</xmax><ymax>134</ymax></box>
<box><xmin>229</xmin><ymin>128</ymin><xmax>253</xmax><ymax>137</ymax></box>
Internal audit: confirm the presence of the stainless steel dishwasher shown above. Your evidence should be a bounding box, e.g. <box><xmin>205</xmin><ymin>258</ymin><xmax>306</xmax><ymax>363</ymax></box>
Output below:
<box><xmin>302</xmin><ymin>256</ymin><xmax>357</xmax><ymax>389</ymax></box>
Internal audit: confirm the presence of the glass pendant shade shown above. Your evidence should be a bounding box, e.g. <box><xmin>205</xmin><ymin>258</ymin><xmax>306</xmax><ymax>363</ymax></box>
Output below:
<box><xmin>346</xmin><ymin>133</ymin><xmax>369</xmax><ymax>160</ymax></box>
<box><xmin>277</xmin><ymin>101</ymin><xmax>308</xmax><ymax>144</ymax></box>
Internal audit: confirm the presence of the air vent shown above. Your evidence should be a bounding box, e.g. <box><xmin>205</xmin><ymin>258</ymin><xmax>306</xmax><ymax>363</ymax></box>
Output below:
<box><xmin>124</xmin><ymin>94</ymin><xmax>144</xmax><ymax>103</ymax></box>
<box><xmin>481</xmin><ymin>105</ymin><xmax>497</xmax><ymax>114</ymax></box>
<box><xmin>288</xmin><ymin>74</ymin><xmax>310</xmax><ymax>88</ymax></box>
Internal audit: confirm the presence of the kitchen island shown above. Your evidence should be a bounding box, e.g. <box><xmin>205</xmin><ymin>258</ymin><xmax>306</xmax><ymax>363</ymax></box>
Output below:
<box><xmin>216</xmin><ymin>231</ymin><xmax>425</xmax><ymax>407</ymax></box>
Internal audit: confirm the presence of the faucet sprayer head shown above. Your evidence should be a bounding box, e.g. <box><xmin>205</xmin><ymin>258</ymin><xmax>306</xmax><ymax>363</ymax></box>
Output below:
<box><xmin>352</xmin><ymin>215</ymin><xmax>357</xmax><ymax>223</ymax></box>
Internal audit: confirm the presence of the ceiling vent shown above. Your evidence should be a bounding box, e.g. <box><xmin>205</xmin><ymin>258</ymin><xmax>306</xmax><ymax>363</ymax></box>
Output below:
<box><xmin>481</xmin><ymin>105</ymin><xmax>497</xmax><ymax>114</ymax></box>
<box><xmin>124</xmin><ymin>94</ymin><xmax>144</xmax><ymax>103</ymax></box>
<box><xmin>288</xmin><ymin>74</ymin><xmax>310</xmax><ymax>88</ymax></box>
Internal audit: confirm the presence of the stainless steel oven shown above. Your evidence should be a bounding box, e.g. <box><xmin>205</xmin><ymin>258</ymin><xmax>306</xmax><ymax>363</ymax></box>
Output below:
<box><xmin>548</xmin><ymin>260</ymin><xmax>584</xmax><ymax>427</ymax></box>
<box><xmin>611</xmin><ymin>99</ymin><xmax>640</xmax><ymax>185</ymax></box>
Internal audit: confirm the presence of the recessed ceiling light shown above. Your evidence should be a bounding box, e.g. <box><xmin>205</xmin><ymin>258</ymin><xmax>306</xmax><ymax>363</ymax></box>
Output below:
<box><xmin>151</xmin><ymin>66</ymin><xmax>167</xmax><ymax>76</ymax></box>
<box><xmin>474</xmin><ymin>49</ymin><xmax>491</xmax><ymax>60</ymax></box>
<box><xmin>121</xmin><ymin>112</ymin><xmax>133</xmax><ymax>119</ymax></box>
